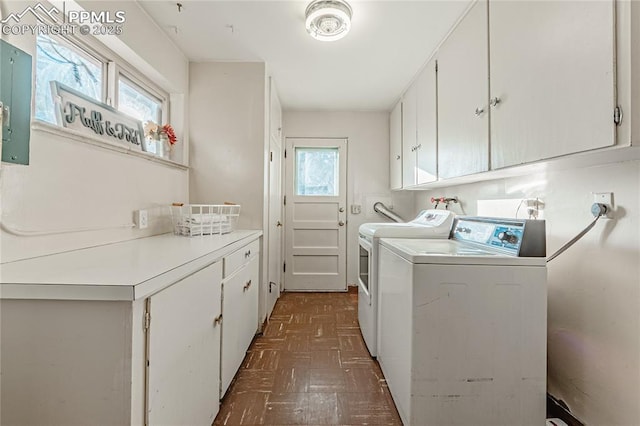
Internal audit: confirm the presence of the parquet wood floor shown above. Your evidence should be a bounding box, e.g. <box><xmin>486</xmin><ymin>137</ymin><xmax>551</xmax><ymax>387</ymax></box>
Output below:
<box><xmin>214</xmin><ymin>291</ymin><xmax>402</xmax><ymax>425</ymax></box>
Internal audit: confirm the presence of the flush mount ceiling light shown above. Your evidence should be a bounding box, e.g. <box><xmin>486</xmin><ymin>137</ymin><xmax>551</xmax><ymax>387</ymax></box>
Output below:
<box><xmin>305</xmin><ymin>0</ymin><xmax>353</xmax><ymax>42</ymax></box>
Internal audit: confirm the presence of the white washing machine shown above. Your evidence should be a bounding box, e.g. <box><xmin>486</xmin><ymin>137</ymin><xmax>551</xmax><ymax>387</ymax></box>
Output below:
<box><xmin>377</xmin><ymin>216</ymin><xmax>547</xmax><ymax>426</ymax></box>
<box><xmin>357</xmin><ymin>209</ymin><xmax>455</xmax><ymax>357</ymax></box>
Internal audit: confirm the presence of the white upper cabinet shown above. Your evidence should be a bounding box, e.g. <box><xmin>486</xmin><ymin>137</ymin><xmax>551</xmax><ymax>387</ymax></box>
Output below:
<box><xmin>437</xmin><ymin>0</ymin><xmax>489</xmax><ymax>179</ymax></box>
<box><xmin>402</xmin><ymin>60</ymin><xmax>438</xmax><ymax>188</ymax></box>
<box><xmin>489</xmin><ymin>0</ymin><xmax>616</xmax><ymax>169</ymax></box>
<box><xmin>390</xmin><ymin>101</ymin><xmax>403</xmax><ymax>190</ymax></box>
<box><xmin>415</xmin><ymin>61</ymin><xmax>438</xmax><ymax>184</ymax></box>
<box><xmin>402</xmin><ymin>82</ymin><xmax>418</xmax><ymax>187</ymax></box>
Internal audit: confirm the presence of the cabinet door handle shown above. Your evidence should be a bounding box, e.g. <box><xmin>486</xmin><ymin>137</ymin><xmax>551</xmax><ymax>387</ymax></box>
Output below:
<box><xmin>489</xmin><ymin>97</ymin><xmax>501</xmax><ymax>107</ymax></box>
<box><xmin>416</xmin><ymin>144</ymin><xmax>422</xmax><ymax>149</ymax></box>
<box><xmin>396</xmin><ymin>155</ymin><xmax>400</xmax><ymax>160</ymax></box>
<box><xmin>474</xmin><ymin>107</ymin><xmax>485</xmax><ymax>116</ymax></box>
<box><xmin>338</xmin><ymin>220</ymin><xmax>345</xmax><ymax>227</ymax></box>
<box><xmin>243</xmin><ymin>280</ymin><xmax>252</xmax><ymax>291</ymax></box>
<box><xmin>213</xmin><ymin>314</ymin><xmax>223</xmax><ymax>326</ymax></box>
<box><xmin>244</xmin><ymin>250</ymin><xmax>251</xmax><ymax>258</ymax></box>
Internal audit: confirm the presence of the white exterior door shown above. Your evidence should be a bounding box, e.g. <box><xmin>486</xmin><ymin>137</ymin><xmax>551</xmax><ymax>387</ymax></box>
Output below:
<box><xmin>284</xmin><ymin>137</ymin><xmax>347</xmax><ymax>291</ymax></box>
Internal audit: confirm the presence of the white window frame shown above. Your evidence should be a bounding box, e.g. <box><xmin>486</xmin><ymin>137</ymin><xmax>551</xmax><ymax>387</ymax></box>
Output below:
<box><xmin>110</xmin><ymin>63</ymin><xmax>169</xmax><ymax>125</ymax></box>
<box><xmin>34</xmin><ymin>33</ymin><xmax>170</xmax><ymax>136</ymax></box>
<box><xmin>34</xmin><ymin>33</ymin><xmax>109</xmax><ymax>117</ymax></box>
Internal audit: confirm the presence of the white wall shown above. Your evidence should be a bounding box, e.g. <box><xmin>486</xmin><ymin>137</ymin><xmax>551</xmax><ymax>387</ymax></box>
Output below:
<box><xmin>188</xmin><ymin>62</ymin><xmax>266</xmax><ymax>229</ymax></box>
<box><xmin>413</xmin><ymin>160</ymin><xmax>640</xmax><ymax>425</ymax></box>
<box><xmin>0</xmin><ymin>0</ymin><xmax>189</xmax><ymax>263</ymax></box>
<box><xmin>283</xmin><ymin>111</ymin><xmax>414</xmax><ymax>287</ymax></box>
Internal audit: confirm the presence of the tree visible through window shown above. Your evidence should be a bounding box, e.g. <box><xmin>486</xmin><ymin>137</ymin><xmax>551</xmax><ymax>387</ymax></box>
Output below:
<box><xmin>118</xmin><ymin>77</ymin><xmax>163</xmax><ymax>126</ymax></box>
<box><xmin>295</xmin><ymin>148</ymin><xmax>339</xmax><ymax>196</ymax></box>
<box><xmin>35</xmin><ymin>35</ymin><xmax>102</xmax><ymax>124</ymax></box>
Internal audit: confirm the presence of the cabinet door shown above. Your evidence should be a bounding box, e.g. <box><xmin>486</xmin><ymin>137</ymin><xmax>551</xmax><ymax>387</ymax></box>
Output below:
<box><xmin>240</xmin><ymin>256</ymin><xmax>260</xmax><ymax>354</ymax></box>
<box><xmin>490</xmin><ymin>0</ymin><xmax>615</xmax><ymax>168</ymax></box>
<box><xmin>389</xmin><ymin>101</ymin><xmax>403</xmax><ymax>190</ymax></box>
<box><xmin>221</xmin><ymin>264</ymin><xmax>247</xmax><ymax>396</ymax></box>
<box><xmin>402</xmin><ymin>82</ymin><xmax>418</xmax><ymax>188</ymax></box>
<box><xmin>415</xmin><ymin>61</ymin><xmax>438</xmax><ymax>184</ymax></box>
<box><xmin>437</xmin><ymin>0</ymin><xmax>489</xmax><ymax>179</ymax></box>
<box><xmin>221</xmin><ymin>255</ymin><xmax>260</xmax><ymax>396</ymax></box>
<box><xmin>147</xmin><ymin>262</ymin><xmax>223</xmax><ymax>426</ymax></box>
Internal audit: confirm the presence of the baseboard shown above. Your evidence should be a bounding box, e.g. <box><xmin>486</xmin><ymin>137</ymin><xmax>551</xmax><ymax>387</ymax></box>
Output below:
<box><xmin>547</xmin><ymin>393</ymin><xmax>584</xmax><ymax>426</ymax></box>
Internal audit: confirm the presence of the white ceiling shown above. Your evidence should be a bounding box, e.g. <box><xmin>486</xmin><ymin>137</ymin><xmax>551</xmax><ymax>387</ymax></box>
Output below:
<box><xmin>139</xmin><ymin>1</ymin><xmax>471</xmax><ymax>111</ymax></box>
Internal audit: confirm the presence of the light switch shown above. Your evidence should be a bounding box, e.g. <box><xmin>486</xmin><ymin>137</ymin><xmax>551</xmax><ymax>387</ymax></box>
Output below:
<box><xmin>351</xmin><ymin>204</ymin><xmax>361</xmax><ymax>214</ymax></box>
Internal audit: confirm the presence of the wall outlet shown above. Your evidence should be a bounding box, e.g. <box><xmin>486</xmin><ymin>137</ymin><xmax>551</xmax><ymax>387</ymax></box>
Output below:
<box><xmin>592</xmin><ymin>192</ymin><xmax>614</xmax><ymax>219</ymax></box>
<box><xmin>135</xmin><ymin>210</ymin><xmax>149</xmax><ymax>229</ymax></box>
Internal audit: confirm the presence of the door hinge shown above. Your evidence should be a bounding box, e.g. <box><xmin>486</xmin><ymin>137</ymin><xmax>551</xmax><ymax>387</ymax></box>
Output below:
<box><xmin>614</xmin><ymin>106</ymin><xmax>623</xmax><ymax>126</ymax></box>
<box><xmin>284</xmin><ymin>149</ymin><xmax>287</xmax><ymax>158</ymax></box>
<box><xmin>435</xmin><ymin>61</ymin><xmax>438</xmax><ymax>72</ymax></box>
<box><xmin>283</xmin><ymin>195</ymin><xmax>286</xmax><ymax>205</ymax></box>
<box><xmin>270</xmin><ymin>151</ymin><xmax>273</xmax><ymax>162</ymax></box>
<box><xmin>144</xmin><ymin>310</ymin><xmax>151</xmax><ymax>331</ymax></box>
<box><xmin>283</xmin><ymin>262</ymin><xmax>286</xmax><ymax>273</ymax></box>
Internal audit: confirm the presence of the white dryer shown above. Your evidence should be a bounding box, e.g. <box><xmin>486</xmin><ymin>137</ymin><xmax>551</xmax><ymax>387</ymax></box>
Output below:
<box><xmin>377</xmin><ymin>216</ymin><xmax>547</xmax><ymax>425</ymax></box>
<box><xmin>357</xmin><ymin>209</ymin><xmax>455</xmax><ymax>357</ymax></box>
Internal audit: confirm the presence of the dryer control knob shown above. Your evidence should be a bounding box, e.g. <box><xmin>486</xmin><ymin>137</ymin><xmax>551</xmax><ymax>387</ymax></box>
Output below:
<box><xmin>498</xmin><ymin>231</ymin><xmax>518</xmax><ymax>244</ymax></box>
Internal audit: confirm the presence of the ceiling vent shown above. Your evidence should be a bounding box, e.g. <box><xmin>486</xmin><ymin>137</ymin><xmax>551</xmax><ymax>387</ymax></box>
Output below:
<box><xmin>305</xmin><ymin>0</ymin><xmax>353</xmax><ymax>42</ymax></box>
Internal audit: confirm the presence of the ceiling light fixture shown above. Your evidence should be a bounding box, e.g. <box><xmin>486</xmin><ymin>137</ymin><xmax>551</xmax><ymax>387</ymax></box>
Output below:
<box><xmin>305</xmin><ymin>0</ymin><xmax>352</xmax><ymax>42</ymax></box>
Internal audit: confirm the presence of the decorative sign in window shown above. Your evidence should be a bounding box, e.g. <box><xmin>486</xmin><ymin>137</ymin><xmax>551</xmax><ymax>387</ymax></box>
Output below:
<box><xmin>51</xmin><ymin>81</ymin><xmax>144</xmax><ymax>150</ymax></box>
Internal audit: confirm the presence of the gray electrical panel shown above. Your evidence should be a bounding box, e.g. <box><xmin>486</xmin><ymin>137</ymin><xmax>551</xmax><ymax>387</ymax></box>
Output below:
<box><xmin>1</xmin><ymin>39</ymin><xmax>32</xmax><ymax>165</ymax></box>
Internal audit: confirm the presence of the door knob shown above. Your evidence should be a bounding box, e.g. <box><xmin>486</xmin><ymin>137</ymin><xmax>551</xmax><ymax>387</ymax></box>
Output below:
<box><xmin>338</xmin><ymin>221</ymin><xmax>345</xmax><ymax>226</ymax></box>
<box><xmin>276</xmin><ymin>221</ymin><xmax>282</xmax><ymax>227</ymax></box>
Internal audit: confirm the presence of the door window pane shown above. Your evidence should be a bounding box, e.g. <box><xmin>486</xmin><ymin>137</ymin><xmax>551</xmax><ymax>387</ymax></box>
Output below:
<box><xmin>35</xmin><ymin>35</ymin><xmax>102</xmax><ymax>124</ymax></box>
<box><xmin>295</xmin><ymin>148</ymin><xmax>339</xmax><ymax>196</ymax></box>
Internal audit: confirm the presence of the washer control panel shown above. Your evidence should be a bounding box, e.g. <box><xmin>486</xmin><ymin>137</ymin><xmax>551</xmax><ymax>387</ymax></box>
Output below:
<box><xmin>452</xmin><ymin>217</ymin><xmax>546</xmax><ymax>257</ymax></box>
<box><xmin>410</xmin><ymin>209</ymin><xmax>455</xmax><ymax>227</ymax></box>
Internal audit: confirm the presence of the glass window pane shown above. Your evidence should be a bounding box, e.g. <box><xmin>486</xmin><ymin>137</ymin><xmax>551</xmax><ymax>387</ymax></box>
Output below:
<box><xmin>35</xmin><ymin>35</ymin><xmax>102</xmax><ymax>124</ymax></box>
<box><xmin>118</xmin><ymin>77</ymin><xmax>162</xmax><ymax>125</ymax></box>
<box><xmin>295</xmin><ymin>148</ymin><xmax>339</xmax><ymax>196</ymax></box>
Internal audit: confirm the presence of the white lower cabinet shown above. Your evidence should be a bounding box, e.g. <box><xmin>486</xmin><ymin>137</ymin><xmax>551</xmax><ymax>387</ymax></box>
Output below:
<box><xmin>147</xmin><ymin>261</ymin><xmax>223</xmax><ymax>425</ymax></box>
<box><xmin>0</xmin><ymin>233</ymin><xmax>262</xmax><ymax>426</ymax></box>
<box><xmin>221</xmin><ymin>241</ymin><xmax>260</xmax><ymax>396</ymax></box>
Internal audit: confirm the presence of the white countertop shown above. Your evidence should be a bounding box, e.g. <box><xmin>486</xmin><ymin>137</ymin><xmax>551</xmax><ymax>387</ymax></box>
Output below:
<box><xmin>0</xmin><ymin>230</ymin><xmax>262</xmax><ymax>301</ymax></box>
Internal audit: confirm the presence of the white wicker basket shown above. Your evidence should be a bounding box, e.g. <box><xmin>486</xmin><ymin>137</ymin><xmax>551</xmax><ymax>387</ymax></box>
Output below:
<box><xmin>171</xmin><ymin>204</ymin><xmax>240</xmax><ymax>236</ymax></box>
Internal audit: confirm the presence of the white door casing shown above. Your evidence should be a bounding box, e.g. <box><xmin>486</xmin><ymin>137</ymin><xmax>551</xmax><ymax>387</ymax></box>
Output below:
<box><xmin>266</xmin><ymin>77</ymin><xmax>283</xmax><ymax>317</ymax></box>
<box><xmin>284</xmin><ymin>137</ymin><xmax>347</xmax><ymax>291</ymax></box>
<box><xmin>267</xmin><ymin>133</ymin><xmax>283</xmax><ymax>314</ymax></box>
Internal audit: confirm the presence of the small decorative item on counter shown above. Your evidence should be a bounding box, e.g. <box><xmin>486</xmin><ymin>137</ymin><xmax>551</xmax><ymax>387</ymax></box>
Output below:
<box><xmin>143</xmin><ymin>121</ymin><xmax>177</xmax><ymax>160</ymax></box>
